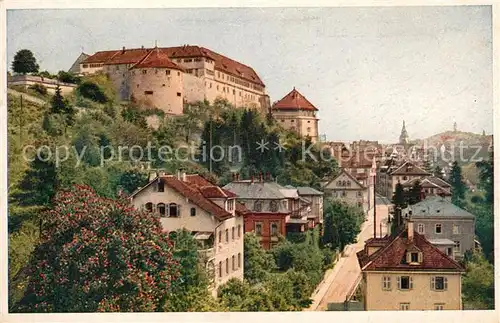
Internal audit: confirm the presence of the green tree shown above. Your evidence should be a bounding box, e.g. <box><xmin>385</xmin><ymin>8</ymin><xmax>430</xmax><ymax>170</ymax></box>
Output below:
<box><xmin>321</xmin><ymin>199</ymin><xmax>362</xmax><ymax>251</ymax></box>
<box><xmin>243</xmin><ymin>232</ymin><xmax>276</xmax><ymax>284</ymax></box>
<box><xmin>57</xmin><ymin>70</ymin><xmax>81</xmax><ymax>84</ymax></box>
<box><xmin>462</xmin><ymin>251</ymin><xmax>494</xmax><ymax>309</ymax></box>
<box><xmin>164</xmin><ymin>229</ymin><xmax>220</xmax><ymax>312</ymax></box>
<box><xmin>449</xmin><ymin>161</ymin><xmax>466</xmax><ymax>206</ymax></box>
<box><xmin>476</xmin><ymin>150</ymin><xmax>493</xmax><ymax>205</ymax></box>
<box><xmin>422</xmin><ymin>159</ymin><xmax>433</xmax><ymax>173</ymax></box>
<box><xmin>408</xmin><ymin>180</ymin><xmax>423</xmax><ymax>205</ymax></box>
<box><xmin>12</xmin><ymin>49</ymin><xmax>39</xmax><ymax>74</ymax></box>
<box><xmin>118</xmin><ymin>169</ymin><xmax>149</xmax><ymax>195</ymax></box>
<box><xmin>77</xmin><ymin>81</ymin><xmax>108</xmax><ymax>103</ymax></box>
<box><xmin>16</xmin><ymin>185</ymin><xmax>180</xmax><ymax>312</ymax></box>
<box><xmin>433</xmin><ymin>165</ymin><xmax>444</xmax><ymax>179</ymax></box>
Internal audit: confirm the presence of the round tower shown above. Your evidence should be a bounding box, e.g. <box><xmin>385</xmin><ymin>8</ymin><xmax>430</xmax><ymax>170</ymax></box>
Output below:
<box><xmin>129</xmin><ymin>48</ymin><xmax>185</xmax><ymax>115</ymax></box>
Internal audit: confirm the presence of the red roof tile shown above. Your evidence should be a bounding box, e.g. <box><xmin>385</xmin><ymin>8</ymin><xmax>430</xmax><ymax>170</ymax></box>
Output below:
<box><xmin>83</xmin><ymin>45</ymin><xmax>264</xmax><ymax>86</ymax></box>
<box><xmin>160</xmin><ymin>176</ymin><xmax>233</xmax><ymax>221</ymax></box>
<box><xmin>132</xmin><ymin>49</ymin><xmax>184</xmax><ymax>71</ymax></box>
<box><xmin>391</xmin><ymin>161</ymin><xmax>430</xmax><ymax>176</ymax></box>
<box><xmin>357</xmin><ymin>229</ymin><xmax>464</xmax><ymax>272</ymax></box>
<box><xmin>184</xmin><ymin>174</ymin><xmax>215</xmax><ymax>187</ymax></box>
<box><xmin>82</xmin><ymin>50</ymin><xmax>119</xmax><ymax>64</ymax></box>
<box><xmin>103</xmin><ymin>48</ymin><xmax>151</xmax><ymax>65</ymax></box>
<box><xmin>272</xmin><ymin>88</ymin><xmax>318</xmax><ymax>111</ymax></box>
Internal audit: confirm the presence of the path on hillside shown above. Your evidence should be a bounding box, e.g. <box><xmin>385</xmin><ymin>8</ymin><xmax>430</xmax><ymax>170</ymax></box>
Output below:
<box><xmin>306</xmin><ymin>196</ymin><xmax>390</xmax><ymax>311</ymax></box>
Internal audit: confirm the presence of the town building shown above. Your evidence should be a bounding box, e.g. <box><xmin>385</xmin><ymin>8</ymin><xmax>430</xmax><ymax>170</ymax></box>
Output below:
<box><xmin>401</xmin><ymin>197</ymin><xmax>476</xmax><ymax>260</ymax></box>
<box><xmin>401</xmin><ymin>176</ymin><xmax>452</xmax><ymax>201</ymax></box>
<box><xmin>130</xmin><ymin>171</ymin><xmax>245</xmax><ymax>294</ymax></box>
<box><xmin>376</xmin><ymin>160</ymin><xmax>431</xmax><ymax>198</ymax></box>
<box><xmin>357</xmin><ymin>220</ymin><xmax>465</xmax><ymax>311</ymax></box>
<box><xmin>271</xmin><ymin>88</ymin><xmax>319</xmax><ymax>143</ymax></box>
<box><xmin>323</xmin><ymin>169</ymin><xmax>371</xmax><ymax>216</ymax></box>
<box><xmin>68</xmin><ymin>52</ymin><xmax>90</xmax><ymax>75</ymax></box>
<box><xmin>223</xmin><ymin>175</ymin><xmax>319</xmax><ymax>249</ymax></box>
<box><xmin>77</xmin><ymin>45</ymin><xmax>269</xmax><ymax>115</ymax></box>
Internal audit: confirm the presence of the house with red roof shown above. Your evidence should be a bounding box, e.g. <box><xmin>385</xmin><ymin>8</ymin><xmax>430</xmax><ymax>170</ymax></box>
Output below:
<box><xmin>357</xmin><ymin>220</ymin><xmax>464</xmax><ymax>311</ymax></box>
<box><xmin>271</xmin><ymin>88</ymin><xmax>319</xmax><ymax>143</ymax></box>
<box><xmin>77</xmin><ymin>44</ymin><xmax>269</xmax><ymax>115</ymax></box>
<box><xmin>130</xmin><ymin>171</ymin><xmax>245</xmax><ymax>294</ymax></box>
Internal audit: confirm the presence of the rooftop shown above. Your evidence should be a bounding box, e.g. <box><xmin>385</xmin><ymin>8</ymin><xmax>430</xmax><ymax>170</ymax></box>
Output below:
<box><xmin>404</xmin><ymin>196</ymin><xmax>475</xmax><ymax>219</ymax></box>
<box><xmin>357</xmin><ymin>226</ymin><xmax>464</xmax><ymax>272</ymax></box>
<box><xmin>272</xmin><ymin>88</ymin><xmax>318</xmax><ymax>111</ymax></box>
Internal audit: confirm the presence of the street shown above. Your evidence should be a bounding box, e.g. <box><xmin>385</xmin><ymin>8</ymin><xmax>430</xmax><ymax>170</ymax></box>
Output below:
<box><xmin>307</xmin><ymin>195</ymin><xmax>390</xmax><ymax>311</ymax></box>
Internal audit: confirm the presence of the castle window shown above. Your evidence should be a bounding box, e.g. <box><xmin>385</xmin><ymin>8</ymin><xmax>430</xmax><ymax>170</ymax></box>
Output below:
<box><xmin>177</xmin><ymin>71</ymin><xmax>180</xmax><ymax>76</ymax></box>
<box><xmin>142</xmin><ymin>70</ymin><xmax>147</xmax><ymax>74</ymax></box>
<box><xmin>177</xmin><ymin>92</ymin><xmax>181</xmax><ymax>97</ymax></box>
<box><xmin>184</xmin><ymin>58</ymin><xmax>192</xmax><ymax>63</ymax></box>
<box><xmin>166</xmin><ymin>70</ymin><xmax>170</xmax><ymax>75</ymax></box>
<box><xmin>144</xmin><ymin>91</ymin><xmax>153</xmax><ymax>95</ymax></box>
<box><xmin>431</xmin><ymin>277</ymin><xmax>448</xmax><ymax>291</ymax></box>
<box><xmin>291</xmin><ymin>120</ymin><xmax>295</xmax><ymax>123</ymax></box>
<box><xmin>162</xmin><ymin>84</ymin><xmax>165</xmax><ymax>87</ymax></box>
<box><xmin>137</xmin><ymin>84</ymin><xmax>139</xmax><ymax>88</ymax></box>
<box><xmin>239</xmin><ymin>91</ymin><xmax>242</xmax><ymax>96</ymax></box>
<box><xmin>210</xmin><ymin>83</ymin><xmax>212</xmax><ymax>88</ymax></box>
<box><xmin>233</xmin><ymin>89</ymin><xmax>236</xmax><ymax>95</ymax></box>
<box><xmin>307</xmin><ymin>120</ymin><xmax>311</xmax><ymax>123</ymax></box>
<box><xmin>155</xmin><ymin>69</ymin><xmax>158</xmax><ymax>74</ymax></box>
<box><xmin>116</xmin><ymin>65</ymin><xmax>119</xmax><ymax>70</ymax></box>
<box><xmin>83</xmin><ymin>64</ymin><xmax>88</xmax><ymax>68</ymax></box>
<box><xmin>190</xmin><ymin>207</ymin><xmax>196</xmax><ymax>216</ymax></box>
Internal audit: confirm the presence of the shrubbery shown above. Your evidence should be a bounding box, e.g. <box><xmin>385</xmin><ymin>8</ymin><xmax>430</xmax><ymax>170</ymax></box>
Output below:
<box><xmin>77</xmin><ymin>81</ymin><xmax>108</xmax><ymax>103</ymax></box>
<box><xmin>28</xmin><ymin>83</ymin><xmax>47</xmax><ymax>96</ymax></box>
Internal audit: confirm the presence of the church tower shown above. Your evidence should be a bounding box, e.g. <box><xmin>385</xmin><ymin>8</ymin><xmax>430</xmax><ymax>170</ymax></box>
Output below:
<box><xmin>399</xmin><ymin>120</ymin><xmax>409</xmax><ymax>145</ymax></box>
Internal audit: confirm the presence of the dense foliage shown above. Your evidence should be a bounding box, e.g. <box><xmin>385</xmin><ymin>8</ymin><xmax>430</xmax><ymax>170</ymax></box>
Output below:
<box><xmin>322</xmin><ymin>199</ymin><xmax>364</xmax><ymax>251</ymax></box>
<box><xmin>462</xmin><ymin>251</ymin><xmax>495</xmax><ymax>309</ymax></box>
<box><xmin>12</xmin><ymin>49</ymin><xmax>39</xmax><ymax>74</ymax></box>
<box><xmin>16</xmin><ymin>185</ymin><xmax>181</xmax><ymax>312</ymax></box>
<box><xmin>449</xmin><ymin>161</ymin><xmax>466</xmax><ymax>206</ymax></box>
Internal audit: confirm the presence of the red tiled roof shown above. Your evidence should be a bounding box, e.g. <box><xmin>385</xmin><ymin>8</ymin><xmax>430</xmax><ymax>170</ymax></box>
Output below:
<box><xmin>104</xmin><ymin>48</ymin><xmax>150</xmax><ymax>65</ymax></box>
<box><xmin>199</xmin><ymin>186</ymin><xmax>237</xmax><ymax>199</ymax></box>
<box><xmin>391</xmin><ymin>161</ymin><xmax>430</xmax><ymax>176</ymax></box>
<box><xmin>160</xmin><ymin>176</ymin><xmax>233</xmax><ymax>221</ymax></box>
<box><xmin>132</xmin><ymin>49</ymin><xmax>184</xmax><ymax>71</ymax></box>
<box><xmin>357</xmin><ymin>229</ymin><xmax>464</xmax><ymax>272</ymax></box>
<box><xmin>272</xmin><ymin>88</ymin><xmax>318</xmax><ymax>111</ymax></box>
<box><xmin>235</xmin><ymin>202</ymin><xmax>250</xmax><ymax>216</ymax></box>
<box><xmin>184</xmin><ymin>174</ymin><xmax>215</xmax><ymax>187</ymax></box>
<box><xmin>82</xmin><ymin>50</ymin><xmax>119</xmax><ymax>64</ymax></box>
<box><xmin>83</xmin><ymin>45</ymin><xmax>264</xmax><ymax>86</ymax></box>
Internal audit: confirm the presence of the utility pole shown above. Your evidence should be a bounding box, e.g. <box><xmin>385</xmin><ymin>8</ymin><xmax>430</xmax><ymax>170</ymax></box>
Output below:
<box><xmin>209</xmin><ymin>118</ymin><xmax>213</xmax><ymax>173</ymax></box>
<box><xmin>373</xmin><ymin>171</ymin><xmax>377</xmax><ymax>238</ymax></box>
<box><xmin>19</xmin><ymin>95</ymin><xmax>23</xmax><ymax>142</ymax></box>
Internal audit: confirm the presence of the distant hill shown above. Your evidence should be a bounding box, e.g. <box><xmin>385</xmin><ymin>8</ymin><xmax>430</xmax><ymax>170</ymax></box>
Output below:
<box><xmin>412</xmin><ymin>131</ymin><xmax>492</xmax><ymax>148</ymax></box>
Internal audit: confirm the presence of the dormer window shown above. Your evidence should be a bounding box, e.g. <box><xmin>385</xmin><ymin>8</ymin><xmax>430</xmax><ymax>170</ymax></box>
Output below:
<box><xmin>406</xmin><ymin>251</ymin><xmax>423</xmax><ymax>264</ymax></box>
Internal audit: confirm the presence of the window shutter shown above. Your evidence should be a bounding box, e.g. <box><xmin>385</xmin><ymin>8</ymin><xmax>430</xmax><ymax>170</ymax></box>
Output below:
<box><xmin>397</xmin><ymin>276</ymin><xmax>401</xmax><ymax>289</ymax></box>
<box><xmin>381</xmin><ymin>277</ymin><xmax>385</xmax><ymax>290</ymax></box>
<box><xmin>431</xmin><ymin>277</ymin><xmax>435</xmax><ymax>290</ymax></box>
<box><xmin>409</xmin><ymin>277</ymin><xmax>413</xmax><ymax>289</ymax></box>
<box><xmin>152</xmin><ymin>204</ymin><xmax>157</xmax><ymax>212</ymax></box>
<box><xmin>406</xmin><ymin>252</ymin><xmax>411</xmax><ymax>264</ymax></box>
<box><xmin>177</xmin><ymin>205</ymin><xmax>181</xmax><ymax>217</ymax></box>
<box><xmin>418</xmin><ymin>252</ymin><xmax>423</xmax><ymax>263</ymax></box>
<box><xmin>388</xmin><ymin>277</ymin><xmax>391</xmax><ymax>290</ymax></box>
<box><xmin>444</xmin><ymin>277</ymin><xmax>448</xmax><ymax>290</ymax></box>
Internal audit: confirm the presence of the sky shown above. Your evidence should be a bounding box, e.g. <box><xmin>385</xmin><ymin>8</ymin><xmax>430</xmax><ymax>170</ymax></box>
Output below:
<box><xmin>6</xmin><ymin>6</ymin><xmax>493</xmax><ymax>143</ymax></box>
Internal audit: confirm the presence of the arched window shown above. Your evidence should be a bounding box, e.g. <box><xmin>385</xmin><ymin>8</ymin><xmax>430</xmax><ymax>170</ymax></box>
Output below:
<box><xmin>168</xmin><ymin>203</ymin><xmax>179</xmax><ymax>217</ymax></box>
<box><xmin>145</xmin><ymin>202</ymin><xmax>153</xmax><ymax>213</ymax></box>
<box><xmin>157</xmin><ymin>203</ymin><xmax>166</xmax><ymax>217</ymax></box>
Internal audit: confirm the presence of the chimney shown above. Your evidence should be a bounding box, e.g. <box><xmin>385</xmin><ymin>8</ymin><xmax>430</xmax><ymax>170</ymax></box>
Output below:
<box><xmin>149</xmin><ymin>171</ymin><xmax>157</xmax><ymax>182</ymax></box>
<box><xmin>182</xmin><ymin>172</ymin><xmax>187</xmax><ymax>182</ymax></box>
<box><xmin>122</xmin><ymin>46</ymin><xmax>125</xmax><ymax>53</ymax></box>
<box><xmin>407</xmin><ymin>220</ymin><xmax>414</xmax><ymax>241</ymax></box>
<box><xmin>141</xmin><ymin>45</ymin><xmax>144</xmax><ymax>49</ymax></box>
<box><xmin>177</xmin><ymin>170</ymin><xmax>181</xmax><ymax>180</ymax></box>
<box><xmin>251</xmin><ymin>175</ymin><xmax>254</xmax><ymax>183</ymax></box>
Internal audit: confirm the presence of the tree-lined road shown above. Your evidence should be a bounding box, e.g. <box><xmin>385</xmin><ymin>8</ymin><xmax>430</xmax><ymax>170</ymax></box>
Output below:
<box><xmin>307</xmin><ymin>196</ymin><xmax>390</xmax><ymax>311</ymax></box>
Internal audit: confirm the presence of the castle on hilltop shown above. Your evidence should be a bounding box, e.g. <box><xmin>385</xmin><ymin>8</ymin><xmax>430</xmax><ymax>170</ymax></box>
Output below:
<box><xmin>74</xmin><ymin>45</ymin><xmax>270</xmax><ymax>115</ymax></box>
